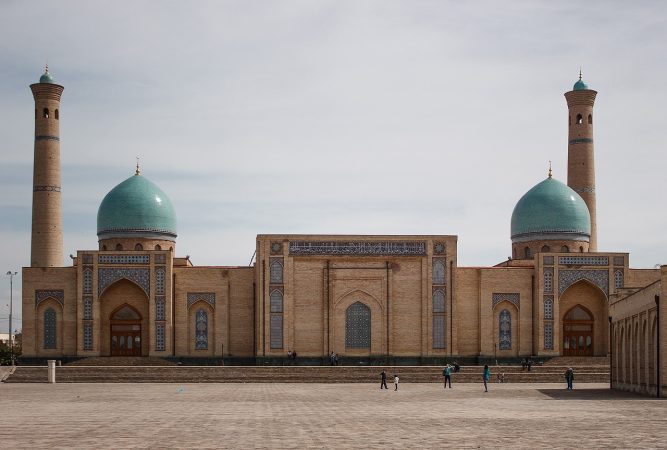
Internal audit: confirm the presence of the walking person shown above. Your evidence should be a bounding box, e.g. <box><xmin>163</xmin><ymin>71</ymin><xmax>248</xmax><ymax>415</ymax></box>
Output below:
<box><xmin>483</xmin><ymin>365</ymin><xmax>491</xmax><ymax>392</ymax></box>
<box><xmin>394</xmin><ymin>374</ymin><xmax>399</xmax><ymax>391</ymax></box>
<box><xmin>565</xmin><ymin>367</ymin><xmax>574</xmax><ymax>390</ymax></box>
<box><xmin>380</xmin><ymin>369</ymin><xmax>388</xmax><ymax>389</ymax></box>
<box><xmin>443</xmin><ymin>364</ymin><xmax>452</xmax><ymax>389</ymax></box>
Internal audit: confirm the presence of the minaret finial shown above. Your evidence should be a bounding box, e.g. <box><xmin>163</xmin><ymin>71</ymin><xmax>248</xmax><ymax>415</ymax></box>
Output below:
<box><xmin>548</xmin><ymin>160</ymin><xmax>552</xmax><ymax>178</ymax></box>
<box><xmin>579</xmin><ymin>67</ymin><xmax>582</xmax><ymax>81</ymax></box>
<box><xmin>45</xmin><ymin>63</ymin><xmax>49</xmax><ymax>74</ymax></box>
<box><xmin>135</xmin><ymin>157</ymin><xmax>141</xmax><ymax>175</ymax></box>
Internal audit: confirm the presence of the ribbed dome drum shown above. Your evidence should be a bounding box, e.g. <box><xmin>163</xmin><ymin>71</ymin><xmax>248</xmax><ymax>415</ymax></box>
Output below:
<box><xmin>97</xmin><ymin>173</ymin><xmax>177</xmax><ymax>241</ymax></box>
<box><xmin>511</xmin><ymin>177</ymin><xmax>590</xmax><ymax>244</ymax></box>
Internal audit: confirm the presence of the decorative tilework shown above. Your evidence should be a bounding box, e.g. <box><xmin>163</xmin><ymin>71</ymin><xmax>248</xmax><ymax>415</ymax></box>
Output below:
<box><xmin>492</xmin><ymin>293</ymin><xmax>519</xmax><ymax>310</ymax></box>
<box><xmin>433</xmin><ymin>242</ymin><xmax>446</xmax><ymax>254</ymax></box>
<box><xmin>614</xmin><ymin>270</ymin><xmax>623</xmax><ymax>289</ymax></box>
<box><xmin>345</xmin><ymin>302</ymin><xmax>371</xmax><ymax>349</ymax></box>
<box><xmin>270</xmin><ymin>242</ymin><xmax>283</xmax><ymax>255</ymax></box>
<box><xmin>195</xmin><ymin>309</ymin><xmax>208</xmax><ymax>350</ymax></box>
<box><xmin>559</xmin><ymin>256</ymin><xmax>608</xmax><ymax>266</ymax></box>
<box><xmin>98</xmin><ymin>254</ymin><xmax>150</xmax><ymax>264</ymax></box>
<box><xmin>270</xmin><ymin>314</ymin><xmax>283</xmax><ymax>349</ymax></box>
<box><xmin>544</xmin><ymin>322</ymin><xmax>553</xmax><ymax>350</ymax></box>
<box><xmin>499</xmin><ymin>309</ymin><xmax>511</xmax><ymax>350</ymax></box>
<box><xmin>33</xmin><ymin>185</ymin><xmax>61</xmax><ymax>192</ymax></box>
<box><xmin>35</xmin><ymin>135</ymin><xmax>60</xmax><ymax>141</ymax></box>
<box><xmin>543</xmin><ymin>256</ymin><xmax>554</xmax><ymax>265</ymax></box>
<box><xmin>572</xmin><ymin>186</ymin><xmax>596</xmax><ymax>194</ymax></box>
<box><xmin>35</xmin><ymin>289</ymin><xmax>64</xmax><ymax>307</ymax></box>
<box><xmin>98</xmin><ymin>268</ymin><xmax>150</xmax><ymax>295</ymax></box>
<box><xmin>569</xmin><ymin>138</ymin><xmax>594</xmax><ymax>144</ymax></box>
<box><xmin>83</xmin><ymin>268</ymin><xmax>93</xmax><ymax>294</ymax></box>
<box><xmin>544</xmin><ymin>268</ymin><xmax>553</xmax><ymax>293</ymax></box>
<box><xmin>82</xmin><ymin>254</ymin><xmax>93</xmax><ymax>264</ymax></box>
<box><xmin>269</xmin><ymin>258</ymin><xmax>283</xmax><ymax>284</ymax></box>
<box><xmin>44</xmin><ymin>308</ymin><xmax>56</xmax><ymax>349</ymax></box>
<box><xmin>432</xmin><ymin>289</ymin><xmax>446</xmax><ymax>313</ymax></box>
<box><xmin>83</xmin><ymin>297</ymin><xmax>93</xmax><ymax>320</ymax></box>
<box><xmin>155</xmin><ymin>267</ymin><xmax>165</xmax><ymax>295</ymax></box>
<box><xmin>613</xmin><ymin>256</ymin><xmax>624</xmax><ymax>266</ymax></box>
<box><xmin>432</xmin><ymin>259</ymin><xmax>446</xmax><ymax>285</ymax></box>
<box><xmin>289</xmin><ymin>241</ymin><xmax>426</xmax><ymax>256</ymax></box>
<box><xmin>83</xmin><ymin>323</ymin><xmax>93</xmax><ymax>350</ymax></box>
<box><xmin>433</xmin><ymin>315</ymin><xmax>445</xmax><ymax>349</ymax></box>
<box><xmin>544</xmin><ymin>296</ymin><xmax>553</xmax><ymax>320</ymax></box>
<box><xmin>270</xmin><ymin>289</ymin><xmax>283</xmax><ymax>313</ymax></box>
<box><xmin>156</xmin><ymin>323</ymin><xmax>165</xmax><ymax>351</ymax></box>
<box><xmin>187</xmin><ymin>292</ymin><xmax>216</xmax><ymax>309</ymax></box>
<box><xmin>156</xmin><ymin>297</ymin><xmax>165</xmax><ymax>321</ymax></box>
<box><xmin>558</xmin><ymin>269</ymin><xmax>609</xmax><ymax>296</ymax></box>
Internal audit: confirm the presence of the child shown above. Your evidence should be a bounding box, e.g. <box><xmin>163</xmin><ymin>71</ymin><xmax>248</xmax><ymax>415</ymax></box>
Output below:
<box><xmin>394</xmin><ymin>374</ymin><xmax>399</xmax><ymax>391</ymax></box>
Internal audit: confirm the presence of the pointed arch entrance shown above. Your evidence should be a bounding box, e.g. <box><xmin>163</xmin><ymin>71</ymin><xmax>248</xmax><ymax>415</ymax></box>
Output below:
<box><xmin>562</xmin><ymin>305</ymin><xmax>594</xmax><ymax>356</ymax></box>
<box><xmin>110</xmin><ymin>304</ymin><xmax>143</xmax><ymax>356</ymax></box>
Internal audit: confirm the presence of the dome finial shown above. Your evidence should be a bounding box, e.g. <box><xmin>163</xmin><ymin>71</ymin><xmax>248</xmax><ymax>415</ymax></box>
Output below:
<box><xmin>579</xmin><ymin>67</ymin><xmax>582</xmax><ymax>81</ymax></box>
<box><xmin>45</xmin><ymin>63</ymin><xmax>49</xmax><ymax>74</ymax></box>
<box><xmin>548</xmin><ymin>160</ymin><xmax>552</xmax><ymax>178</ymax></box>
<box><xmin>135</xmin><ymin>156</ymin><xmax>141</xmax><ymax>176</ymax></box>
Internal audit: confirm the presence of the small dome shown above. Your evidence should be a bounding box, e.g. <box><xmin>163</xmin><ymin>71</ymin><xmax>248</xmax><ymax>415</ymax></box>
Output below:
<box><xmin>39</xmin><ymin>66</ymin><xmax>54</xmax><ymax>84</ymax></box>
<box><xmin>97</xmin><ymin>173</ymin><xmax>177</xmax><ymax>240</ymax></box>
<box><xmin>573</xmin><ymin>78</ymin><xmax>589</xmax><ymax>90</ymax></box>
<box><xmin>511</xmin><ymin>177</ymin><xmax>590</xmax><ymax>242</ymax></box>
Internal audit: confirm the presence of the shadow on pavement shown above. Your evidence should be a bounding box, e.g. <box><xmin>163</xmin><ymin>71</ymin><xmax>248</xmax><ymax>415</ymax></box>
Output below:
<box><xmin>538</xmin><ymin>388</ymin><xmax>660</xmax><ymax>401</ymax></box>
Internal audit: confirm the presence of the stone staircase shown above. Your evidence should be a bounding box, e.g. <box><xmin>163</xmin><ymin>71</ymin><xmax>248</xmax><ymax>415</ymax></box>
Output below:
<box><xmin>3</xmin><ymin>362</ymin><xmax>609</xmax><ymax>383</ymax></box>
<box><xmin>66</xmin><ymin>357</ymin><xmax>176</xmax><ymax>366</ymax></box>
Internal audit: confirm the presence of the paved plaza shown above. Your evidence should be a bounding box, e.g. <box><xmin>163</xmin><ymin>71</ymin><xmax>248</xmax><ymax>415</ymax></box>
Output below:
<box><xmin>0</xmin><ymin>382</ymin><xmax>665</xmax><ymax>448</ymax></box>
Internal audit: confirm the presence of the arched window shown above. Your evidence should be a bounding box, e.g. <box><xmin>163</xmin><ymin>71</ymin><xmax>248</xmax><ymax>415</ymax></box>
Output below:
<box><xmin>576</xmin><ymin>114</ymin><xmax>583</xmax><ymax>124</ymax></box>
<box><xmin>155</xmin><ymin>244</ymin><xmax>162</xmax><ymax>251</ymax></box>
<box><xmin>44</xmin><ymin>308</ymin><xmax>57</xmax><ymax>349</ymax></box>
<box><xmin>433</xmin><ymin>260</ymin><xmax>445</xmax><ymax>285</ymax></box>
<box><xmin>614</xmin><ymin>270</ymin><xmax>623</xmax><ymax>289</ymax></box>
<box><xmin>541</xmin><ymin>245</ymin><xmax>551</xmax><ymax>252</ymax></box>
<box><xmin>156</xmin><ymin>268</ymin><xmax>165</xmax><ymax>295</ymax></box>
<box><xmin>579</xmin><ymin>246</ymin><xmax>584</xmax><ymax>252</ymax></box>
<box><xmin>524</xmin><ymin>247</ymin><xmax>531</xmax><ymax>259</ymax></box>
<box><xmin>35</xmin><ymin>109</ymin><xmax>38</xmax><ymax>119</ymax></box>
<box><xmin>568</xmin><ymin>115</ymin><xmax>571</xmax><ymax>126</ymax></box>
<box><xmin>156</xmin><ymin>298</ymin><xmax>165</xmax><ymax>321</ymax></box>
<box><xmin>544</xmin><ymin>298</ymin><xmax>553</xmax><ymax>319</ymax></box>
<box><xmin>83</xmin><ymin>268</ymin><xmax>92</xmax><ymax>294</ymax></box>
<box><xmin>588</xmin><ymin>114</ymin><xmax>592</xmax><ymax>124</ymax></box>
<box><xmin>115</xmin><ymin>244</ymin><xmax>123</xmax><ymax>251</ymax></box>
<box><xmin>561</xmin><ymin>245</ymin><xmax>569</xmax><ymax>252</ymax></box>
<box><xmin>270</xmin><ymin>260</ymin><xmax>283</xmax><ymax>284</ymax></box>
<box><xmin>270</xmin><ymin>290</ymin><xmax>283</xmax><ymax>349</ymax></box>
<box><xmin>512</xmin><ymin>248</ymin><xmax>517</xmax><ymax>259</ymax></box>
<box><xmin>195</xmin><ymin>308</ymin><xmax>208</xmax><ymax>350</ymax></box>
<box><xmin>102</xmin><ymin>245</ymin><xmax>107</xmax><ymax>251</ymax></box>
<box><xmin>55</xmin><ymin>109</ymin><xmax>59</xmax><ymax>120</ymax></box>
<box><xmin>43</xmin><ymin>108</ymin><xmax>49</xmax><ymax>118</ymax></box>
<box><xmin>84</xmin><ymin>298</ymin><xmax>93</xmax><ymax>320</ymax></box>
<box><xmin>544</xmin><ymin>269</ymin><xmax>553</xmax><ymax>293</ymax></box>
<box><xmin>544</xmin><ymin>322</ymin><xmax>553</xmax><ymax>350</ymax></box>
<box><xmin>499</xmin><ymin>309</ymin><xmax>511</xmax><ymax>350</ymax></box>
<box><xmin>346</xmin><ymin>302</ymin><xmax>371</xmax><ymax>349</ymax></box>
<box><xmin>135</xmin><ymin>243</ymin><xmax>143</xmax><ymax>251</ymax></box>
<box><xmin>433</xmin><ymin>290</ymin><xmax>446</xmax><ymax>349</ymax></box>
<box><xmin>170</xmin><ymin>246</ymin><xmax>173</xmax><ymax>252</ymax></box>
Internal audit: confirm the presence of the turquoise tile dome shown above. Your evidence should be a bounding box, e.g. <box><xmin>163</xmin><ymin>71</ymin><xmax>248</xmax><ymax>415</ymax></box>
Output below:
<box><xmin>573</xmin><ymin>78</ymin><xmax>589</xmax><ymax>90</ymax></box>
<box><xmin>39</xmin><ymin>66</ymin><xmax>54</xmax><ymax>84</ymax></box>
<box><xmin>97</xmin><ymin>173</ymin><xmax>177</xmax><ymax>240</ymax></box>
<box><xmin>511</xmin><ymin>177</ymin><xmax>590</xmax><ymax>242</ymax></box>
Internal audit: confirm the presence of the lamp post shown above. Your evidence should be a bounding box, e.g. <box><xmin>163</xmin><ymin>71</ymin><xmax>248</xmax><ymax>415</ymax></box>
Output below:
<box><xmin>6</xmin><ymin>271</ymin><xmax>17</xmax><ymax>366</ymax></box>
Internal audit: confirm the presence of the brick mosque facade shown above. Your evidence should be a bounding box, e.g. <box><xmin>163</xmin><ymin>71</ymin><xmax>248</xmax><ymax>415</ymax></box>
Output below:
<box><xmin>20</xmin><ymin>69</ymin><xmax>664</xmax><ymax>387</ymax></box>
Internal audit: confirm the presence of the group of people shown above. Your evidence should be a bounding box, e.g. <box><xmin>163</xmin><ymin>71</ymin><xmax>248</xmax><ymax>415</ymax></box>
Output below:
<box><xmin>521</xmin><ymin>358</ymin><xmax>534</xmax><ymax>371</ymax></box>
<box><xmin>329</xmin><ymin>352</ymin><xmax>339</xmax><ymax>366</ymax></box>
<box><xmin>378</xmin><ymin>363</ymin><xmax>575</xmax><ymax>391</ymax></box>
<box><xmin>285</xmin><ymin>350</ymin><xmax>298</xmax><ymax>364</ymax></box>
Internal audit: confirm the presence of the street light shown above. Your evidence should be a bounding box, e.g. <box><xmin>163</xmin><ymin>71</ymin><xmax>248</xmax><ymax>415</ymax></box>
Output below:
<box><xmin>6</xmin><ymin>271</ymin><xmax>17</xmax><ymax>366</ymax></box>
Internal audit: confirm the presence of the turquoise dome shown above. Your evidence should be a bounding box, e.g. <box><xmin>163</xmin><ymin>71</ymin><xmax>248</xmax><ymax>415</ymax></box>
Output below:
<box><xmin>39</xmin><ymin>68</ymin><xmax>54</xmax><ymax>84</ymax></box>
<box><xmin>573</xmin><ymin>78</ymin><xmax>589</xmax><ymax>90</ymax></box>
<box><xmin>97</xmin><ymin>173</ymin><xmax>177</xmax><ymax>240</ymax></box>
<box><xmin>511</xmin><ymin>177</ymin><xmax>590</xmax><ymax>242</ymax></box>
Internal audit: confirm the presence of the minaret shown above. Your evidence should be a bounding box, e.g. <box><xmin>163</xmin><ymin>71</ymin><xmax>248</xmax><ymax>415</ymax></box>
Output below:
<box><xmin>565</xmin><ymin>71</ymin><xmax>598</xmax><ymax>251</ymax></box>
<box><xmin>30</xmin><ymin>65</ymin><xmax>64</xmax><ymax>267</ymax></box>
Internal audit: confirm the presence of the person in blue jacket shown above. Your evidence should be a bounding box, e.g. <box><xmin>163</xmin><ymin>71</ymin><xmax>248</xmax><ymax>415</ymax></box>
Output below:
<box><xmin>483</xmin><ymin>365</ymin><xmax>491</xmax><ymax>392</ymax></box>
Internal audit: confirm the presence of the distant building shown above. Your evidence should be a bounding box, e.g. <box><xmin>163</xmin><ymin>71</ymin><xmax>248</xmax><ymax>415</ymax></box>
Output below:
<box><xmin>20</xmin><ymin>67</ymin><xmax>663</xmax><ymax>387</ymax></box>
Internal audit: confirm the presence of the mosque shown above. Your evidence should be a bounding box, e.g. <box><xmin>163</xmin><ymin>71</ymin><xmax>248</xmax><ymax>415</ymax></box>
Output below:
<box><xmin>20</xmin><ymin>67</ymin><xmax>666</xmax><ymax>390</ymax></box>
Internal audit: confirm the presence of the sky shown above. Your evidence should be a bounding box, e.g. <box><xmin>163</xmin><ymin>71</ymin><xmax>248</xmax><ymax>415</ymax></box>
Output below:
<box><xmin>1</xmin><ymin>0</ymin><xmax>666</xmax><ymax>331</ymax></box>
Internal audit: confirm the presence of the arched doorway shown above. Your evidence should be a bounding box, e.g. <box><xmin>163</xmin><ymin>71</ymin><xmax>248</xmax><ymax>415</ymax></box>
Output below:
<box><xmin>110</xmin><ymin>304</ymin><xmax>142</xmax><ymax>356</ymax></box>
<box><xmin>562</xmin><ymin>305</ymin><xmax>594</xmax><ymax>356</ymax></box>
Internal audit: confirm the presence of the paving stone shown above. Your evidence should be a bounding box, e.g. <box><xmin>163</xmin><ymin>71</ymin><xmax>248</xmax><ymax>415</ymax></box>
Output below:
<box><xmin>0</xmin><ymin>383</ymin><xmax>664</xmax><ymax>448</ymax></box>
